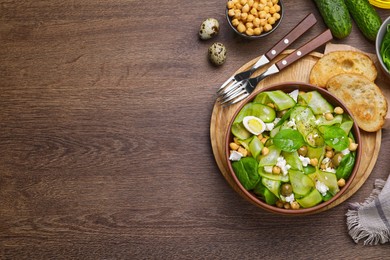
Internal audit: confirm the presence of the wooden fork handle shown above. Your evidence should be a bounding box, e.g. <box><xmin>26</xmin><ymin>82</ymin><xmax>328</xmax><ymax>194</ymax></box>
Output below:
<box><xmin>265</xmin><ymin>13</ymin><xmax>317</xmax><ymax>61</ymax></box>
<box><xmin>275</xmin><ymin>29</ymin><xmax>333</xmax><ymax>71</ymax></box>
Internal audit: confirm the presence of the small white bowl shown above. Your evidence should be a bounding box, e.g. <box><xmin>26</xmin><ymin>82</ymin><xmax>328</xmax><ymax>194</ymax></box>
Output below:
<box><xmin>375</xmin><ymin>16</ymin><xmax>390</xmax><ymax>80</ymax></box>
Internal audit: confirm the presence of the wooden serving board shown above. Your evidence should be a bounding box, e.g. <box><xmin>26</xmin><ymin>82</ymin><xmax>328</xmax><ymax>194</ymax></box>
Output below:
<box><xmin>210</xmin><ymin>44</ymin><xmax>382</xmax><ymax>213</ymax></box>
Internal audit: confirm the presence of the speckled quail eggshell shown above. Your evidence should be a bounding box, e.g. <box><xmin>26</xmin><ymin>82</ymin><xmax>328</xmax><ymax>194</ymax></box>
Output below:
<box><xmin>208</xmin><ymin>42</ymin><xmax>227</xmax><ymax>66</ymax></box>
<box><xmin>199</xmin><ymin>18</ymin><xmax>219</xmax><ymax>40</ymax></box>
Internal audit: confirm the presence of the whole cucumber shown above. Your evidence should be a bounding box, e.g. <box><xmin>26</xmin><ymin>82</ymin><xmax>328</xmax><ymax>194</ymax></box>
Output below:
<box><xmin>313</xmin><ymin>0</ymin><xmax>352</xmax><ymax>39</ymax></box>
<box><xmin>345</xmin><ymin>0</ymin><xmax>382</xmax><ymax>41</ymax></box>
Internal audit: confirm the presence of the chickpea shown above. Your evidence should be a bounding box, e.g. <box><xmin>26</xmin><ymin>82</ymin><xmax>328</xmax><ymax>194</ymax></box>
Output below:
<box><xmin>338</xmin><ymin>178</ymin><xmax>346</xmax><ymax>187</ymax></box>
<box><xmin>260</xmin><ymin>0</ymin><xmax>267</xmax><ymax>4</ymax></box>
<box><xmin>235</xmin><ymin>3</ymin><xmax>243</xmax><ymax>9</ymax></box>
<box><xmin>291</xmin><ymin>201</ymin><xmax>300</xmax><ymax>210</ymax></box>
<box><xmin>269</xmin><ymin>6</ymin><xmax>276</xmax><ymax>14</ymax></box>
<box><xmin>325</xmin><ymin>150</ymin><xmax>334</xmax><ymax>158</ymax></box>
<box><xmin>274</xmin><ymin>4</ymin><xmax>281</xmax><ymax>12</ymax></box>
<box><xmin>227</xmin><ymin>1</ymin><xmax>235</xmax><ymax>9</ymax></box>
<box><xmin>237</xmin><ymin>22</ymin><xmax>246</xmax><ymax>33</ymax></box>
<box><xmin>232</xmin><ymin>18</ymin><xmax>240</xmax><ymax>26</ymax></box>
<box><xmin>246</xmin><ymin>28</ymin><xmax>254</xmax><ymax>36</ymax></box>
<box><xmin>240</xmin><ymin>0</ymin><xmax>247</xmax><ymax>5</ymax></box>
<box><xmin>298</xmin><ymin>145</ymin><xmax>308</xmax><ymax>157</ymax></box>
<box><xmin>232</xmin><ymin>0</ymin><xmax>239</xmax><ymax>3</ymax></box>
<box><xmin>242</xmin><ymin>3</ymin><xmax>250</xmax><ymax>13</ymax></box>
<box><xmin>284</xmin><ymin>202</ymin><xmax>291</xmax><ymax>209</ymax></box>
<box><xmin>334</xmin><ymin>106</ymin><xmax>344</xmax><ymax>114</ymax></box>
<box><xmin>237</xmin><ymin>146</ymin><xmax>248</xmax><ymax>157</ymax></box>
<box><xmin>325</xmin><ymin>112</ymin><xmax>334</xmax><ymax>121</ymax></box>
<box><xmin>253</xmin><ymin>17</ymin><xmax>261</xmax><ymax>27</ymax></box>
<box><xmin>229</xmin><ymin>142</ymin><xmax>240</xmax><ymax>150</ymax></box>
<box><xmin>349</xmin><ymin>142</ymin><xmax>358</xmax><ymax>151</ymax></box>
<box><xmin>326</xmin><ymin>145</ymin><xmax>333</xmax><ymax>151</ymax></box>
<box><xmin>263</xmin><ymin>6</ymin><xmax>270</xmax><ymax>13</ymax></box>
<box><xmin>260</xmin><ymin>18</ymin><xmax>267</xmax><ymax>26</ymax></box>
<box><xmin>253</xmin><ymin>2</ymin><xmax>259</xmax><ymax>10</ymax></box>
<box><xmin>273</xmin><ymin>12</ymin><xmax>281</xmax><ymax>20</ymax></box>
<box><xmin>240</xmin><ymin>12</ymin><xmax>248</xmax><ymax>22</ymax></box>
<box><xmin>257</xmin><ymin>133</ymin><xmax>263</xmax><ymax>140</ymax></box>
<box><xmin>264</xmin><ymin>23</ymin><xmax>272</xmax><ymax>32</ymax></box>
<box><xmin>228</xmin><ymin>9</ymin><xmax>235</xmax><ymax>17</ymax></box>
<box><xmin>246</xmin><ymin>22</ymin><xmax>254</xmax><ymax>29</ymax></box>
<box><xmin>261</xmin><ymin>136</ymin><xmax>268</xmax><ymax>144</ymax></box>
<box><xmin>248</xmin><ymin>0</ymin><xmax>254</xmax><ymax>7</ymax></box>
<box><xmin>268</xmin><ymin>17</ymin><xmax>276</xmax><ymax>25</ymax></box>
<box><xmin>250</xmin><ymin>7</ymin><xmax>258</xmax><ymax>15</ymax></box>
<box><xmin>261</xmin><ymin>146</ymin><xmax>269</xmax><ymax>156</ymax></box>
<box><xmin>254</xmin><ymin>27</ymin><xmax>262</xmax><ymax>35</ymax></box>
<box><xmin>276</xmin><ymin>200</ymin><xmax>284</xmax><ymax>208</ymax></box>
<box><xmin>247</xmin><ymin>14</ymin><xmax>255</xmax><ymax>22</ymax></box>
<box><xmin>234</xmin><ymin>9</ymin><xmax>241</xmax><ymax>19</ymax></box>
<box><xmin>320</xmin><ymin>163</ymin><xmax>327</xmax><ymax>170</ymax></box>
<box><xmin>272</xmin><ymin>0</ymin><xmax>279</xmax><ymax>4</ymax></box>
<box><xmin>272</xmin><ymin>166</ymin><xmax>281</xmax><ymax>175</ymax></box>
<box><xmin>258</xmin><ymin>11</ymin><xmax>267</xmax><ymax>19</ymax></box>
<box><xmin>310</xmin><ymin>158</ymin><xmax>318</xmax><ymax>167</ymax></box>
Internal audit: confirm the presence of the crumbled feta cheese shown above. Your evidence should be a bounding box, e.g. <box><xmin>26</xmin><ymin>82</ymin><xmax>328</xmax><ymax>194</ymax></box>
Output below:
<box><xmin>286</xmin><ymin>118</ymin><xmax>297</xmax><ymax>129</ymax></box>
<box><xmin>264</xmin><ymin>165</ymin><xmax>273</xmax><ymax>173</ymax></box>
<box><xmin>322</xmin><ymin>157</ymin><xmax>331</xmax><ymax>164</ymax></box>
<box><xmin>316</xmin><ymin>181</ymin><xmax>329</xmax><ymax>196</ymax></box>
<box><xmin>265</xmin><ymin>122</ymin><xmax>275</xmax><ymax>131</ymax></box>
<box><xmin>314</xmin><ymin>119</ymin><xmax>321</xmax><ymax>125</ymax></box>
<box><xmin>289</xmin><ymin>89</ymin><xmax>299</xmax><ymax>102</ymax></box>
<box><xmin>273</xmin><ymin>117</ymin><xmax>281</xmax><ymax>125</ymax></box>
<box><xmin>229</xmin><ymin>150</ymin><xmax>243</xmax><ymax>161</ymax></box>
<box><xmin>325</xmin><ymin>167</ymin><xmax>336</xmax><ymax>173</ymax></box>
<box><xmin>285</xmin><ymin>193</ymin><xmax>295</xmax><ymax>203</ymax></box>
<box><xmin>341</xmin><ymin>148</ymin><xmax>350</xmax><ymax>155</ymax></box>
<box><xmin>299</xmin><ymin>155</ymin><xmax>311</xmax><ymax>167</ymax></box>
<box><xmin>276</xmin><ymin>156</ymin><xmax>291</xmax><ymax>175</ymax></box>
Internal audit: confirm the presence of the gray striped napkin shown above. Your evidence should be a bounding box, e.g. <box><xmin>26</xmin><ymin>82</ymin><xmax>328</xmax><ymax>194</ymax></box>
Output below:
<box><xmin>346</xmin><ymin>121</ymin><xmax>390</xmax><ymax>245</ymax></box>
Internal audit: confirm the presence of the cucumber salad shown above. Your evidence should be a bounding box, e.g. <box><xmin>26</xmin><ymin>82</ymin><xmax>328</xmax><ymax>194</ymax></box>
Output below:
<box><xmin>229</xmin><ymin>88</ymin><xmax>358</xmax><ymax>210</ymax></box>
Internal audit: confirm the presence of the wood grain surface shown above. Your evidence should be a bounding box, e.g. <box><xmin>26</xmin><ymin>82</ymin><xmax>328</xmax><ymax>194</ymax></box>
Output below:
<box><xmin>1</xmin><ymin>1</ymin><xmax>390</xmax><ymax>259</ymax></box>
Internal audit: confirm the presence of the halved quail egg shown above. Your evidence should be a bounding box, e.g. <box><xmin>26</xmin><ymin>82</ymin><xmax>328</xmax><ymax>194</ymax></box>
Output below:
<box><xmin>243</xmin><ymin>116</ymin><xmax>266</xmax><ymax>135</ymax></box>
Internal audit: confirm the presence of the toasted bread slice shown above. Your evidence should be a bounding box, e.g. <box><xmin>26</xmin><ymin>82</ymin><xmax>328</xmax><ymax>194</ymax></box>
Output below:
<box><xmin>309</xmin><ymin>51</ymin><xmax>377</xmax><ymax>88</ymax></box>
<box><xmin>326</xmin><ymin>73</ymin><xmax>388</xmax><ymax>132</ymax></box>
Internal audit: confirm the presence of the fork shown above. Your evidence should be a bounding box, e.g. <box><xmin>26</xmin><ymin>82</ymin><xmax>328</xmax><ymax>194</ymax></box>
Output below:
<box><xmin>217</xmin><ymin>13</ymin><xmax>317</xmax><ymax>97</ymax></box>
<box><xmin>219</xmin><ymin>29</ymin><xmax>333</xmax><ymax>106</ymax></box>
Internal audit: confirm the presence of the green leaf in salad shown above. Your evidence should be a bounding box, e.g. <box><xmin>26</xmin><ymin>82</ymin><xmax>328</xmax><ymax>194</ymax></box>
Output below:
<box><xmin>273</xmin><ymin>129</ymin><xmax>305</xmax><ymax>152</ymax></box>
<box><xmin>231</xmin><ymin>157</ymin><xmax>260</xmax><ymax>190</ymax></box>
<box><xmin>323</xmin><ymin>125</ymin><xmax>349</xmax><ymax>151</ymax></box>
<box><xmin>381</xmin><ymin>24</ymin><xmax>390</xmax><ymax>71</ymax></box>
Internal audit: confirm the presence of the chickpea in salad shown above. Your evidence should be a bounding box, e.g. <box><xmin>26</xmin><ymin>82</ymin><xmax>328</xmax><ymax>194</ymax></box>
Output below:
<box><xmin>229</xmin><ymin>88</ymin><xmax>358</xmax><ymax>210</ymax></box>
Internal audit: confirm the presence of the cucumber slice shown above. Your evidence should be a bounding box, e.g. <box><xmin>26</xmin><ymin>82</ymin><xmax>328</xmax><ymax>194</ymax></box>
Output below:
<box><xmin>301</xmin><ymin>91</ymin><xmax>334</xmax><ymax>115</ymax></box>
<box><xmin>231</xmin><ymin>122</ymin><xmax>252</xmax><ymax>140</ymax></box>
<box><xmin>289</xmin><ymin>169</ymin><xmax>315</xmax><ymax>196</ymax></box>
<box><xmin>258</xmin><ymin>166</ymin><xmax>289</xmax><ymax>182</ymax></box>
<box><xmin>261</xmin><ymin>177</ymin><xmax>281</xmax><ymax>198</ymax></box>
<box><xmin>259</xmin><ymin>145</ymin><xmax>281</xmax><ymax>166</ymax></box>
<box><xmin>249</xmin><ymin>136</ymin><xmax>263</xmax><ymax>160</ymax></box>
<box><xmin>296</xmin><ymin>188</ymin><xmax>323</xmax><ymax>208</ymax></box>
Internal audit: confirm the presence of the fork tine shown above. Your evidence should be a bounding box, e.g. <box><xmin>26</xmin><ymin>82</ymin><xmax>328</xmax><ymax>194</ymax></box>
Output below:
<box><xmin>217</xmin><ymin>76</ymin><xmax>235</xmax><ymax>94</ymax></box>
<box><xmin>217</xmin><ymin>80</ymin><xmax>244</xmax><ymax>98</ymax></box>
<box><xmin>218</xmin><ymin>82</ymin><xmax>244</xmax><ymax>101</ymax></box>
<box><xmin>220</xmin><ymin>88</ymin><xmax>247</xmax><ymax>105</ymax></box>
<box><xmin>227</xmin><ymin>93</ymin><xmax>249</xmax><ymax>106</ymax></box>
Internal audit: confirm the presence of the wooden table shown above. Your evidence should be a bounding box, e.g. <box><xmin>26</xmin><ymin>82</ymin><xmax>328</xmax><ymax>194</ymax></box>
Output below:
<box><xmin>1</xmin><ymin>1</ymin><xmax>389</xmax><ymax>259</ymax></box>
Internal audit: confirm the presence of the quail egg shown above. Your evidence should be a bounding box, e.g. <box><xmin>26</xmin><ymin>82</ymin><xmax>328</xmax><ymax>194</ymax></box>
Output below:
<box><xmin>243</xmin><ymin>116</ymin><xmax>266</xmax><ymax>135</ymax></box>
<box><xmin>208</xmin><ymin>42</ymin><xmax>227</xmax><ymax>66</ymax></box>
<box><xmin>199</xmin><ymin>18</ymin><xmax>220</xmax><ymax>40</ymax></box>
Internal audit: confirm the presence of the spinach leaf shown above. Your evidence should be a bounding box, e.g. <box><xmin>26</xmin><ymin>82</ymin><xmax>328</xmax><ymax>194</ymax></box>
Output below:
<box><xmin>336</xmin><ymin>153</ymin><xmax>355</xmax><ymax>180</ymax></box>
<box><xmin>323</xmin><ymin>125</ymin><xmax>349</xmax><ymax>151</ymax></box>
<box><xmin>381</xmin><ymin>24</ymin><xmax>390</xmax><ymax>70</ymax></box>
<box><xmin>273</xmin><ymin>129</ymin><xmax>305</xmax><ymax>152</ymax></box>
<box><xmin>231</xmin><ymin>157</ymin><xmax>260</xmax><ymax>190</ymax></box>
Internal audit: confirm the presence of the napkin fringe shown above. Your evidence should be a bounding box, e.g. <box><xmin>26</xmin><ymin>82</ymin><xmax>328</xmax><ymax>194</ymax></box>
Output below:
<box><xmin>346</xmin><ymin>179</ymin><xmax>388</xmax><ymax>245</ymax></box>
